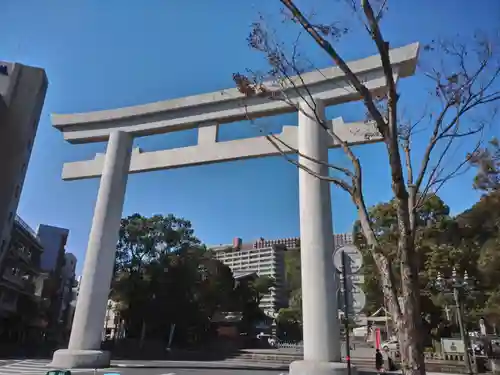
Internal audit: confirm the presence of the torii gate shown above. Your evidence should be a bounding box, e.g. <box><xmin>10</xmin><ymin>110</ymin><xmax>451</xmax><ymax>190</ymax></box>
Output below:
<box><xmin>50</xmin><ymin>43</ymin><xmax>419</xmax><ymax>374</ymax></box>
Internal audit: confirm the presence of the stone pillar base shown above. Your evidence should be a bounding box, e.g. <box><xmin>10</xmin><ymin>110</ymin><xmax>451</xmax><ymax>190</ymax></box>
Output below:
<box><xmin>290</xmin><ymin>360</ymin><xmax>355</xmax><ymax>375</ymax></box>
<box><xmin>50</xmin><ymin>349</ymin><xmax>111</xmax><ymax>369</ymax></box>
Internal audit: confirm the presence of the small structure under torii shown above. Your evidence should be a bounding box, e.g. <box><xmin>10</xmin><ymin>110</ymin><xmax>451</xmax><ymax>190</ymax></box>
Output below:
<box><xmin>50</xmin><ymin>43</ymin><xmax>419</xmax><ymax>375</ymax></box>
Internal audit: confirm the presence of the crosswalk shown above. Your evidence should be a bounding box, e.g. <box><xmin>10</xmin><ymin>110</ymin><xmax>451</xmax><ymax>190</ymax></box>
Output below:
<box><xmin>0</xmin><ymin>360</ymin><xmax>90</xmax><ymax>375</ymax></box>
<box><xmin>0</xmin><ymin>359</ymin><xmax>290</xmax><ymax>375</ymax></box>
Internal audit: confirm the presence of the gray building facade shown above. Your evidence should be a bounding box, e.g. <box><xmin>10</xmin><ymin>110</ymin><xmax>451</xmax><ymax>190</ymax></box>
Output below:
<box><xmin>0</xmin><ymin>62</ymin><xmax>48</xmax><ymax>267</ymax></box>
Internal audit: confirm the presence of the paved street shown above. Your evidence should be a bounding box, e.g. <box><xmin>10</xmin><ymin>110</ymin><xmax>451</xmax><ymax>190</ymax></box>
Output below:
<box><xmin>0</xmin><ymin>360</ymin><xmax>93</xmax><ymax>375</ymax></box>
<box><xmin>0</xmin><ymin>360</ymin><xmax>288</xmax><ymax>375</ymax></box>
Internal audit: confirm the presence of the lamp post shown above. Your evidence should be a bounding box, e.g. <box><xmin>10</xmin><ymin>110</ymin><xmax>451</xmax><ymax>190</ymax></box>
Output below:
<box><xmin>434</xmin><ymin>268</ymin><xmax>474</xmax><ymax>375</ymax></box>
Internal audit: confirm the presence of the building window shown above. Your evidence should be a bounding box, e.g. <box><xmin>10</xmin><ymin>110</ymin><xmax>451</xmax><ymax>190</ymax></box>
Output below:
<box><xmin>27</xmin><ymin>139</ymin><xmax>32</xmax><ymax>151</ymax></box>
<box><xmin>8</xmin><ymin>211</ymin><xmax>13</xmax><ymax>222</ymax></box>
<box><xmin>21</xmin><ymin>163</ymin><xmax>27</xmax><ymax>173</ymax></box>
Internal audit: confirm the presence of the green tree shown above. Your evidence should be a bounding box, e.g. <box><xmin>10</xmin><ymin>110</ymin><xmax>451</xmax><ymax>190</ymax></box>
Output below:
<box><xmin>454</xmin><ymin>192</ymin><xmax>500</xmax><ymax>328</ymax></box>
<box><xmin>252</xmin><ymin>275</ymin><xmax>276</xmax><ymax>302</ymax></box>
<box><xmin>354</xmin><ymin>195</ymin><xmax>454</xmax><ymax>313</ymax></box>
<box><xmin>471</xmin><ymin>138</ymin><xmax>500</xmax><ymax>192</ymax></box>
<box><xmin>230</xmin><ymin>275</ymin><xmax>275</xmax><ymax>334</ymax></box>
<box><xmin>111</xmin><ymin>213</ymin><xmax>236</xmax><ymax>346</ymax></box>
<box><xmin>112</xmin><ymin>213</ymin><xmax>278</xmax><ymax>346</ymax></box>
<box><xmin>284</xmin><ymin>249</ymin><xmax>301</xmax><ymax>295</ymax></box>
<box><xmin>276</xmin><ymin>288</ymin><xmax>303</xmax><ymax>340</ymax></box>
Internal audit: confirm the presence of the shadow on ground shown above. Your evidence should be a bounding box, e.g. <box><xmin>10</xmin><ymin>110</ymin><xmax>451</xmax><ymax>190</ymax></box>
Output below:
<box><xmin>104</xmin><ymin>338</ymin><xmax>280</xmax><ymax>362</ymax></box>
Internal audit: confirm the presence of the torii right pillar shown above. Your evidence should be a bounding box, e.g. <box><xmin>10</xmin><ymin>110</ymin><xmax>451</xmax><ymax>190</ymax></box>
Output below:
<box><xmin>290</xmin><ymin>98</ymin><xmax>345</xmax><ymax>375</ymax></box>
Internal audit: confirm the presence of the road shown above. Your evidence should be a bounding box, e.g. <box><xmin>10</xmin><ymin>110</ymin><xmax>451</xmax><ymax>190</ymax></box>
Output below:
<box><xmin>0</xmin><ymin>360</ymin><xmax>289</xmax><ymax>375</ymax></box>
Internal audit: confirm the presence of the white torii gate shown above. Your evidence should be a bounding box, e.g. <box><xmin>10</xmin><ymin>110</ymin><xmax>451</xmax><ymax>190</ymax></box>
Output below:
<box><xmin>50</xmin><ymin>43</ymin><xmax>419</xmax><ymax>375</ymax></box>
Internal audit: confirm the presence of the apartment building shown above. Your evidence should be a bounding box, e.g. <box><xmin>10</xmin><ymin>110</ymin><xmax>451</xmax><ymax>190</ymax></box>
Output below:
<box><xmin>210</xmin><ymin>237</ymin><xmax>295</xmax><ymax>313</ymax></box>
<box><xmin>36</xmin><ymin>224</ymin><xmax>75</xmax><ymax>342</ymax></box>
<box><xmin>0</xmin><ymin>216</ymin><xmax>80</xmax><ymax>350</ymax></box>
<box><xmin>0</xmin><ymin>215</ymin><xmax>48</xmax><ymax>346</ymax></box>
<box><xmin>0</xmin><ymin>62</ymin><xmax>48</xmax><ymax>269</ymax></box>
<box><xmin>209</xmin><ymin>233</ymin><xmax>354</xmax><ymax>314</ymax></box>
<box><xmin>58</xmin><ymin>253</ymin><xmax>77</xmax><ymax>337</ymax></box>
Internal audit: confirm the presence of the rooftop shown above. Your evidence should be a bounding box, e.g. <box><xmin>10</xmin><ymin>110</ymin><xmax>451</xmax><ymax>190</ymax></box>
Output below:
<box><xmin>209</xmin><ymin>233</ymin><xmax>353</xmax><ymax>252</ymax></box>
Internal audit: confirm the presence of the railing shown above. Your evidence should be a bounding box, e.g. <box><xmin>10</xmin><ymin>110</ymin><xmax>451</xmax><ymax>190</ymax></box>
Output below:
<box><xmin>15</xmin><ymin>215</ymin><xmax>36</xmax><ymax>237</ymax></box>
<box><xmin>14</xmin><ymin>215</ymin><xmax>42</xmax><ymax>245</ymax></box>
<box><xmin>2</xmin><ymin>272</ymin><xmax>24</xmax><ymax>287</ymax></box>
<box><xmin>276</xmin><ymin>340</ymin><xmax>303</xmax><ymax>351</ymax></box>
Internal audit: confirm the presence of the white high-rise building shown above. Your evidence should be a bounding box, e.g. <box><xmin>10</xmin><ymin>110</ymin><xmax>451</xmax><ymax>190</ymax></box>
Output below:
<box><xmin>210</xmin><ymin>237</ymin><xmax>293</xmax><ymax>313</ymax></box>
<box><xmin>209</xmin><ymin>233</ymin><xmax>353</xmax><ymax>314</ymax></box>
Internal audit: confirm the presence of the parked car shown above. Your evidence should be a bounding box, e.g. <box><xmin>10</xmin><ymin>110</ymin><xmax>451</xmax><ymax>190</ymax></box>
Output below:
<box><xmin>381</xmin><ymin>339</ymin><xmax>399</xmax><ymax>351</ymax></box>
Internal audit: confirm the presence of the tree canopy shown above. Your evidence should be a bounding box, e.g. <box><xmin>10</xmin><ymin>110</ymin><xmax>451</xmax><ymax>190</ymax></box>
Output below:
<box><xmin>111</xmin><ymin>213</ymin><xmax>274</xmax><ymax>347</ymax></box>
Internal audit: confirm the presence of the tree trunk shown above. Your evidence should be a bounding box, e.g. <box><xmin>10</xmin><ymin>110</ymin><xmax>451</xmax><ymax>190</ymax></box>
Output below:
<box><xmin>396</xmin><ymin>237</ymin><xmax>426</xmax><ymax>375</ymax></box>
<box><xmin>355</xmin><ymin>173</ymin><xmax>425</xmax><ymax>375</ymax></box>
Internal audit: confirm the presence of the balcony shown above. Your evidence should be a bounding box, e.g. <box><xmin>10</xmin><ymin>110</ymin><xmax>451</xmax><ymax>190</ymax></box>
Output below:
<box><xmin>2</xmin><ymin>269</ymin><xmax>36</xmax><ymax>295</ymax></box>
<box><xmin>3</xmin><ymin>271</ymin><xmax>24</xmax><ymax>287</ymax></box>
<box><xmin>14</xmin><ymin>215</ymin><xmax>39</xmax><ymax>241</ymax></box>
<box><xmin>9</xmin><ymin>244</ymin><xmax>32</xmax><ymax>264</ymax></box>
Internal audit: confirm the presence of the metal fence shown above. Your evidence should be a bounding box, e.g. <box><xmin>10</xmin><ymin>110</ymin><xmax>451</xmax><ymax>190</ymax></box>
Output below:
<box><xmin>276</xmin><ymin>340</ymin><xmax>303</xmax><ymax>351</ymax></box>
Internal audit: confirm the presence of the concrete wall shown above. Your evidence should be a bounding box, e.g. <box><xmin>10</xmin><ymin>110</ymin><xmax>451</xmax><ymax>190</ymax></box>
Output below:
<box><xmin>0</xmin><ymin>62</ymin><xmax>48</xmax><ymax>268</ymax></box>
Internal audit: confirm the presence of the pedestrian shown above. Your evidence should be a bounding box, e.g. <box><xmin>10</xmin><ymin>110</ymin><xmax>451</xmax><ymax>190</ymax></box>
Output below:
<box><xmin>375</xmin><ymin>348</ymin><xmax>384</xmax><ymax>373</ymax></box>
<box><xmin>387</xmin><ymin>354</ymin><xmax>396</xmax><ymax>371</ymax></box>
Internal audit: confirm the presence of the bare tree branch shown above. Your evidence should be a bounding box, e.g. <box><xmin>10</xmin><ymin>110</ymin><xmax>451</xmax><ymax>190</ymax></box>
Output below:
<box><xmin>279</xmin><ymin>0</ymin><xmax>389</xmax><ymax>135</ymax></box>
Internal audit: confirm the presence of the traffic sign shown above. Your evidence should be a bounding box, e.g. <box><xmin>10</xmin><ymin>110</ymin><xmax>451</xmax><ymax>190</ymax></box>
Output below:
<box><xmin>338</xmin><ymin>285</ymin><xmax>366</xmax><ymax>314</ymax></box>
<box><xmin>351</xmin><ymin>285</ymin><xmax>366</xmax><ymax>313</ymax></box>
<box><xmin>333</xmin><ymin>245</ymin><xmax>363</xmax><ymax>273</ymax></box>
<box><xmin>336</xmin><ymin>273</ymin><xmax>365</xmax><ymax>292</ymax></box>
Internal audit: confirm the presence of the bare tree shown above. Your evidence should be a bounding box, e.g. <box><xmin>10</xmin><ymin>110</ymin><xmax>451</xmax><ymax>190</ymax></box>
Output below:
<box><xmin>232</xmin><ymin>1</ymin><xmax>500</xmax><ymax>374</ymax></box>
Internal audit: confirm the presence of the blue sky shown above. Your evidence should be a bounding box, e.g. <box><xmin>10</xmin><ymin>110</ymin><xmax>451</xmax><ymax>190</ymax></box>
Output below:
<box><xmin>2</xmin><ymin>0</ymin><xmax>499</xmax><ymax>275</ymax></box>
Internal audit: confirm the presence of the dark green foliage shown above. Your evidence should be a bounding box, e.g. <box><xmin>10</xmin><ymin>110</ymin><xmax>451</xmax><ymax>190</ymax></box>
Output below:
<box><xmin>355</xmin><ymin>192</ymin><xmax>500</xmax><ymax>331</ymax></box>
<box><xmin>470</xmin><ymin>138</ymin><xmax>500</xmax><ymax>192</ymax></box>
<box><xmin>111</xmin><ymin>213</ymin><xmax>274</xmax><ymax>346</ymax></box>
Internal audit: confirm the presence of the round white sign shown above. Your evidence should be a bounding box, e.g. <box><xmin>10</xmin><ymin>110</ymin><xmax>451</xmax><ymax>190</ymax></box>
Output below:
<box><xmin>333</xmin><ymin>244</ymin><xmax>363</xmax><ymax>273</ymax></box>
<box><xmin>337</xmin><ymin>286</ymin><xmax>366</xmax><ymax>314</ymax></box>
<box><xmin>351</xmin><ymin>287</ymin><xmax>367</xmax><ymax>314</ymax></box>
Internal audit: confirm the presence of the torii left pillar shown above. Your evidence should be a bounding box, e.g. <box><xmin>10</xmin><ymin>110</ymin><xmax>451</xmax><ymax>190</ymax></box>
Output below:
<box><xmin>51</xmin><ymin>131</ymin><xmax>133</xmax><ymax>368</ymax></box>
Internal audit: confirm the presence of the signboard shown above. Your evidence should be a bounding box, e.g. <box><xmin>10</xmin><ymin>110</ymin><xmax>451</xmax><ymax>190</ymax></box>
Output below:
<box><xmin>351</xmin><ymin>285</ymin><xmax>366</xmax><ymax>313</ymax></box>
<box><xmin>333</xmin><ymin>245</ymin><xmax>363</xmax><ymax>273</ymax></box>
<box><xmin>441</xmin><ymin>338</ymin><xmax>465</xmax><ymax>354</ymax></box>
<box><xmin>334</xmin><ymin>244</ymin><xmax>365</xmax><ymax>315</ymax></box>
<box><xmin>339</xmin><ymin>273</ymin><xmax>365</xmax><ymax>284</ymax></box>
<box><xmin>338</xmin><ymin>285</ymin><xmax>366</xmax><ymax>314</ymax></box>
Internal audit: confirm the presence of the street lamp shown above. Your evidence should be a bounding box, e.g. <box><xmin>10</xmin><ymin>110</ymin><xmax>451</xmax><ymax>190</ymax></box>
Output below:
<box><xmin>434</xmin><ymin>268</ymin><xmax>474</xmax><ymax>375</ymax></box>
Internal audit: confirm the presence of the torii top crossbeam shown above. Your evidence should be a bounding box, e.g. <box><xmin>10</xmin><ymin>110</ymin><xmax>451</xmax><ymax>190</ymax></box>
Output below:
<box><xmin>52</xmin><ymin>43</ymin><xmax>419</xmax><ymax>144</ymax></box>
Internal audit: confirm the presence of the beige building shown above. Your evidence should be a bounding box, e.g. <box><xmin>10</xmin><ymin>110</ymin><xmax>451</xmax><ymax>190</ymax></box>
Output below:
<box><xmin>209</xmin><ymin>233</ymin><xmax>353</xmax><ymax>314</ymax></box>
